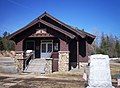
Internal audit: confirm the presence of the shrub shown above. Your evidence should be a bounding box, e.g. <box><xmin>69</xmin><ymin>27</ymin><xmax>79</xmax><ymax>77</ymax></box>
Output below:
<box><xmin>0</xmin><ymin>32</ymin><xmax>15</xmax><ymax>51</ymax></box>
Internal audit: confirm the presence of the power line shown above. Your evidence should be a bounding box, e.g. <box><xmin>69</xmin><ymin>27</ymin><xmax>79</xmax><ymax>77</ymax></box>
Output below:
<box><xmin>7</xmin><ymin>0</ymin><xmax>30</xmax><ymax>9</ymax></box>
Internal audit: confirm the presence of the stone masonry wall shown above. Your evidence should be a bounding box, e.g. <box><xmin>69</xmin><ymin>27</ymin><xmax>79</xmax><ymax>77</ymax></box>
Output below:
<box><xmin>58</xmin><ymin>51</ymin><xmax>69</xmax><ymax>72</ymax></box>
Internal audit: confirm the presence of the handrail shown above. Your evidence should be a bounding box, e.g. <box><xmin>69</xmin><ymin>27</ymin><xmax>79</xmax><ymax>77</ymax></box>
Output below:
<box><xmin>23</xmin><ymin>52</ymin><xmax>34</xmax><ymax>70</ymax></box>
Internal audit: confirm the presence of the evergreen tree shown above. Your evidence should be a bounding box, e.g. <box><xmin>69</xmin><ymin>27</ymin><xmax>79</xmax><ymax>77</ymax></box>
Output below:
<box><xmin>115</xmin><ymin>39</ymin><xmax>120</xmax><ymax>57</ymax></box>
<box><xmin>0</xmin><ymin>31</ymin><xmax>15</xmax><ymax>51</ymax></box>
<box><xmin>95</xmin><ymin>33</ymin><xmax>120</xmax><ymax>58</ymax></box>
<box><xmin>0</xmin><ymin>37</ymin><xmax>4</xmax><ymax>51</ymax></box>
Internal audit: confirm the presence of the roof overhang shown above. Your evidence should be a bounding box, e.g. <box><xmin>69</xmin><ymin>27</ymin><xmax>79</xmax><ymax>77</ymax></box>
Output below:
<box><xmin>8</xmin><ymin>12</ymin><xmax>95</xmax><ymax>41</ymax></box>
<box><xmin>8</xmin><ymin>19</ymin><xmax>75</xmax><ymax>39</ymax></box>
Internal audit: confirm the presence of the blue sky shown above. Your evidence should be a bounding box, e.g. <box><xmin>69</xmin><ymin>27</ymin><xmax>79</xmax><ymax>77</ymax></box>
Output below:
<box><xmin>0</xmin><ymin>0</ymin><xmax>120</xmax><ymax>37</ymax></box>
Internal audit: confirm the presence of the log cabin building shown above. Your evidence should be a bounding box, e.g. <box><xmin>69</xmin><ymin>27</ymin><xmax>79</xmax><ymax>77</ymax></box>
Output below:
<box><xmin>9</xmin><ymin>12</ymin><xmax>95</xmax><ymax>73</ymax></box>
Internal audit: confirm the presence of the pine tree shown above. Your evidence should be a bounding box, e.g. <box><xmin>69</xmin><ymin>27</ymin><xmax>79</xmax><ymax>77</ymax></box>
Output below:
<box><xmin>0</xmin><ymin>31</ymin><xmax>15</xmax><ymax>51</ymax></box>
<box><xmin>115</xmin><ymin>39</ymin><xmax>120</xmax><ymax>57</ymax></box>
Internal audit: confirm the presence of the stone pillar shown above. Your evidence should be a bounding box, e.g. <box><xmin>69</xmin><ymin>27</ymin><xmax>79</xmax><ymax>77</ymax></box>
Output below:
<box><xmin>45</xmin><ymin>58</ymin><xmax>52</xmax><ymax>74</ymax></box>
<box><xmin>87</xmin><ymin>54</ymin><xmax>115</xmax><ymax>88</ymax></box>
<box><xmin>58</xmin><ymin>51</ymin><xmax>69</xmax><ymax>72</ymax></box>
<box><xmin>16</xmin><ymin>59</ymin><xmax>24</xmax><ymax>73</ymax></box>
<box><xmin>14</xmin><ymin>51</ymin><xmax>24</xmax><ymax>73</ymax></box>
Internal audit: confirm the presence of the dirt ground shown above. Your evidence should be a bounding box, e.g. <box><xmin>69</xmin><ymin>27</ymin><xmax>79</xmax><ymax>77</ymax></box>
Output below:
<box><xmin>0</xmin><ymin>62</ymin><xmax>119</xmax><ymax>88</ymax></box>
<box><xmin>0</xmin><ymin>72</ymin><xmax>86</xmax><ymax>88</ymax></box>
<box><xmin>0</xmin><ymin>72</ymin><xmax>118</xmax><ymax>88</ymax></box>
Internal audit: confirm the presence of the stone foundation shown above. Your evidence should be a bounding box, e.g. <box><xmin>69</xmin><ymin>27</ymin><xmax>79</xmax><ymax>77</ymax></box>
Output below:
<box><xmin>58</xmin><ymin>51</ymin><xmax>69</xmax><ymax>72</ymax></box>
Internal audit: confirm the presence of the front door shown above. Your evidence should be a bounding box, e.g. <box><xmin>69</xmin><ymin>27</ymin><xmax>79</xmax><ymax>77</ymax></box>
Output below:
<box><xmin>41</xmin><ymin>40</ymin><xmax>53</xmax><ymax>58</ymax></box>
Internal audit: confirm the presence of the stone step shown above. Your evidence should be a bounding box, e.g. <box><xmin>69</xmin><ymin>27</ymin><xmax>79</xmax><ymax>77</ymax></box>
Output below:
<box><xmin>29</xmin><ymin>63</ymin><xmax>46</xmax><ymax>65</ymax></box>
<box><xmin>27</xmin><ymin>68</ymin><xmax>45</xmax><ymax>71</ymax></box>
<box><xmin>0</xmin><ymin>65</ymin><xmax>18</xmax><ymax>73</ymax></box>
<box><xmin>0</xmin><ymin>57</ymin><xmax>14</xmax><ymax>59</ymax></box>
<box><xmin>0</xmin><ymin>62</ymin><xmax>15</xmax><ymax>66</ymax></box>
<box><xmin>24</xmin><ymin>59</ymin><xmax>46</xmax><ymax>73</ymax></box>
<box><xmin>0</xmin><ymin>57</ymin><xmax>18</xmax><ymax>73</ymax></box>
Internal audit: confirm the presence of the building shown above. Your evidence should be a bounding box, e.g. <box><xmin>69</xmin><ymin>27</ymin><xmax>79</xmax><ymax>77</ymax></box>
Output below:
<box><xmin>9</xmin><ymin>12</ymin><xmax>95</xmax><ymax>73</ymax></box>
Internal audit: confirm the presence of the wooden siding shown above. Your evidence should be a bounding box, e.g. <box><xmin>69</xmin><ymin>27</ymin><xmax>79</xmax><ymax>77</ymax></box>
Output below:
<box><xmin>15</xmin><ymin>40</ymin><xmax>23</xmax><ymax>51</ymax></box>
<box><xmin>60</xmin><ymin>39</ymin><xmax>68</xmax><ymax>51</ymax></box>
<box><xmin>51</xmin><ymin>52</ymin><xmax>59</xmax><ymax>72</ymax></box>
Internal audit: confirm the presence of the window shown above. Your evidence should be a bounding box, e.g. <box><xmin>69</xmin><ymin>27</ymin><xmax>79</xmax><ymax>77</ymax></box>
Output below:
<box><xmin>47</xmin><ymin>44</ymin><xmax>52</xmax><ymax>53</ymax></box>
<box><xmin>26</xmin><ymin>40</ymin><xmax>35</xmax><ymax>50</ymax></box>
<box><xmin>54</xmin><ymin>43</ymin><xmax>59</xmax><ymax>51</ymax></box>
<box><xmin>41</xmin><ymin>40</ymin><xmax>53</xmax><ymax>53</ymax></box>
<box><xmin>42</xmin><ymin>44</ymin><xmax>46</xmax><ymax>53</ymax></box>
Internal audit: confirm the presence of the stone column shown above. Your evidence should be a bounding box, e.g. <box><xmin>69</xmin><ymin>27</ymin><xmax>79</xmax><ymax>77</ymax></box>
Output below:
<box><xmin>45</xmin><ymin>58</ymin><xmax>52</xmax><ymax>74</ymax></box>
<box><xmin>14</xmin><ymin>51</ymin><xmax>24</xmax><ymax>73</ymax></box>
<box><xmin>58</xmin><ymin>51</ymin><xmax>69</xmax><ymax>72</ymax></box>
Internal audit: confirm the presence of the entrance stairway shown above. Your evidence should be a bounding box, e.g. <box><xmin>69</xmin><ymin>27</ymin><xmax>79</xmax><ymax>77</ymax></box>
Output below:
<box><xmin>24</xmin><ymin>59</ymin><xmax>46</xmax><ymax>74</ymax></box>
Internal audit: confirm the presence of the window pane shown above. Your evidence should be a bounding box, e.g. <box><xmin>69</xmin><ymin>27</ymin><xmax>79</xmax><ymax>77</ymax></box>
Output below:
<box><xmin>47</xmin><ymin>44</ymin><xmax>52</xmax><ymax>53</ymax></box>
<box><xmin>26</xmin><ymin>41</ymin><xmax>34</xmax><ymax>50</ymax></box>
<box><xmin>42</xmin><ymin>44</ymin><xmax>46</xmax><ymax>53</ymax></box>
<box><xmin>54</xmin><ymin>43</ymin><xmax>58</xmax><ymax>51</ymax></box>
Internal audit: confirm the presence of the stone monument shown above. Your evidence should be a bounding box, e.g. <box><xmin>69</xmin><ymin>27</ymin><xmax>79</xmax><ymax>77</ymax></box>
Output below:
<box><xmin>87</xmin><ymin>54</ymin><xmax>115</xmax><ymax>88</ymax></box>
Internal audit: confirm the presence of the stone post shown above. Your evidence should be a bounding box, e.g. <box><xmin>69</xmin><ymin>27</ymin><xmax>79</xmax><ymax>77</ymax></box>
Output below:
<box><xmin>58</xmin><ymin>51</ymin><xmax>69</xmax><ymax>72</ymax></box>
<box><xmin>14</xmin><ymin>51</ymin><xmax>24</xmax><ymax>73</ymax></box>
<box><xmin>45</xmin><ymin>58</ymin><xmax>52</xmax><ymax>74</ymax></box>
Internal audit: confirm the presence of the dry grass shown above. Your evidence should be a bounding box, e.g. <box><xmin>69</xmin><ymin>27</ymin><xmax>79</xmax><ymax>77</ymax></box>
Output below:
<box><xmin>110</xmin><ymin>62</ymin><xmax>120</xmax><ymax>79</ymax></box>
<box><xmin>45</xmin><ymin>71</ymin><xmax>82</xmax><ymax>79</ymax></box>
<box><xmin>0</xmin><ymin>61</ymin><xmax>119</xmax><ymax>88</ymax></box>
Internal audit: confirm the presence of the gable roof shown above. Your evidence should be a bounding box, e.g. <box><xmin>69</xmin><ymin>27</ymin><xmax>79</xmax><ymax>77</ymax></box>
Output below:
<box><xmin>39</xmin><ymin>12</ymin><xmax>95</xmax><ymax>39</ymax></box>
<box><xmin>39</xmin><ymin>19</ymin><xmax>75</xmax><ymax>38</ymax></box>
<box><xmin>8</xmin><ymin>12</ymin><xmax>95</xmax><ymax>39</ymax></box>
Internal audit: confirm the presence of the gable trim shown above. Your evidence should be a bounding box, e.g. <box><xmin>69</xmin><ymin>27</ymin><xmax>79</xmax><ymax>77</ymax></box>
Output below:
<box><xmin>39</xmin><ymin>19</ymin><xmax>75</xmax><ymax>39</ymax></box>
<box><xmin>40</xmin><ymin>12</ymin><xmax>86</xmax><ymax>38</ymax></box>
